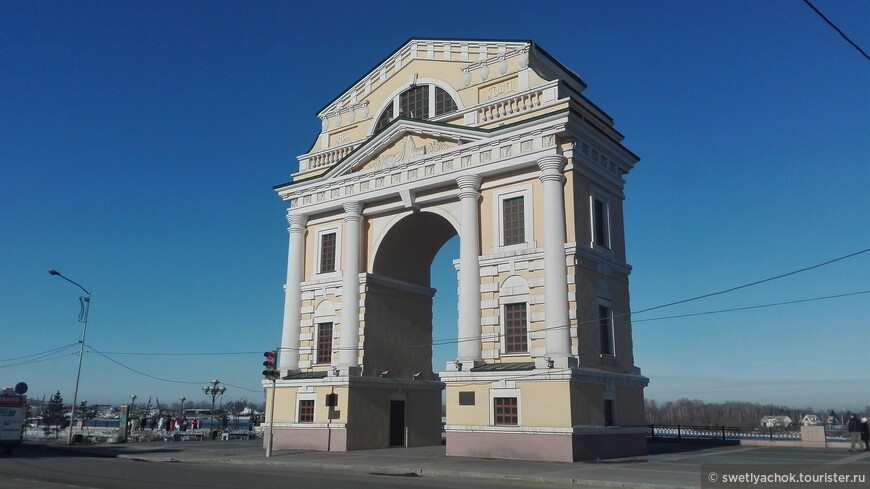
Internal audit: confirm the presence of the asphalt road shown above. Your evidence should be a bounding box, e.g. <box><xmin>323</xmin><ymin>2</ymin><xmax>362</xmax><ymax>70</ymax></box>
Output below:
<box><xmin>0</xmin><ymin>446</ymin><xmax>545</xmax><ymax>489</ymax></box>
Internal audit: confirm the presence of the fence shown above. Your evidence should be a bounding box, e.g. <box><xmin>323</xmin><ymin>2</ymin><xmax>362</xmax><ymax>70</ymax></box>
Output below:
<box><xmin>649</xmin><ymin>424</ymin><xmax>850</xmax><ymax>443</ymax></box>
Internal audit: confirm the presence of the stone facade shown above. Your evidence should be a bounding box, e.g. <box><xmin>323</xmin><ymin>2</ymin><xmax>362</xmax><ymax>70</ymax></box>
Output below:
<box><xmin>270</xmin><ymin>38</ymin><xmax>648</xmax><ymax>461</ymax></box>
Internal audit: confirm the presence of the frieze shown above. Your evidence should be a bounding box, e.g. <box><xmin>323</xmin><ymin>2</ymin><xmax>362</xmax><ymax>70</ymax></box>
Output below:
<box><xmin>281</xmin><ymin>121</ymin><xmax>569</xmax><ymax>211</ymax></box>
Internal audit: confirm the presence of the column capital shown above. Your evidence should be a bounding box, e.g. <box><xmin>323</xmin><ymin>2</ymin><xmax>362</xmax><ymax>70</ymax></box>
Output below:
<box><xmin>342</xmin><ymin>202</ymin><xmax>363</xmax><ymax>221</ymax></box>
<box><xmin>455</xmin><ymin>174</ymin><xmax>482</xmax><ymax>199</ymax></box>
<box><xmin>287</xmin><ymin>213</ymin><xmax>308</xmax><ymax>229</ymax></box>
<box><xmin>537</xmin><ymin>154</ymin><xmax>567</xmax><ymax>183</ymax></box>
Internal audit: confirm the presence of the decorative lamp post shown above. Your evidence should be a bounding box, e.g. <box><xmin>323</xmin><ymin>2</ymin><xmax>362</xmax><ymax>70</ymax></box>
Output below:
<box><xmin>202</xmin><ymin>379</ymin><xmax>226</xmax><ymax>432</ymax></box>
<box><xmin>48</xmin><ymin>268</ymin><xmax>92</xmax><ymax>445</ymax></box>
<box><xmin>130</xmin><ymin>394</ymin><xmax>137</xmax><ymax>414</ymax></box>
<box><xmin>179</xmin><ymin>396</ymin><xmax>186</xmax><ymax>418</ymax></box>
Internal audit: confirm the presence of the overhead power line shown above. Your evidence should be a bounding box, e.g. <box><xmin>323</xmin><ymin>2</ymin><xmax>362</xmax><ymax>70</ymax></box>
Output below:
<box><xmin>631</xmin><ymin>247</ymin><xmax>870</xmax><ymax>315</ymax></box>
<box><xmin>803</xmin><ymin>0</ymin><xmax>870</xmax><ymax>61</ymax></box>
<box><xmin>87</xmin><ymin>346</ymin><xmax>262</xmax><ymax>393</ymax></box>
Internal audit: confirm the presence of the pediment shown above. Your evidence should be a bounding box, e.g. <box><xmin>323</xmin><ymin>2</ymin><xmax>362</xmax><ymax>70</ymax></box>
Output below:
<box><xmin>356</xmin><ymin>134</ymin><xmax>456</xmax><ymax>174</ymax></box>
<box><xmin>327</xmin><ymin>119</ymin><xmax>486</xmax><ymax>179</ymax></box>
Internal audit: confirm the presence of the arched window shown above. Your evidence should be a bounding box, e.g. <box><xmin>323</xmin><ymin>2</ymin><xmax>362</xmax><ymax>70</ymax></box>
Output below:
<box><xmin>374</xmin><ymin>84</ymin><xmax>458</xmax><ymax>133</ymax></box>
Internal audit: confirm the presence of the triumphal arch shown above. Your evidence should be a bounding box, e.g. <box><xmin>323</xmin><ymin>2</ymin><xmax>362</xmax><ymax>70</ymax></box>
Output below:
<box><xmin>269</xmin><ymin>38</ymin><xmax>648</xmax><ymax>462</ymax></box>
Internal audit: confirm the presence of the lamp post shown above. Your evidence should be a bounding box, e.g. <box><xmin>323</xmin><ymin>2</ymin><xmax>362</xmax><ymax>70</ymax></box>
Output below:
<box><xmin>202</xmin><ymin>379</ymin><xmax>226</xmax><ymax>432</ymax></box>
<box><xmin>179</xmin><ymin>396</ymin><xmax>186</xmax><ymax>418</ymax></box>
<box><xmin>49</xmin><ymin>268</ymin><xmax>91</xmax><ymax>445</ymax></box>
<box><xmin>130</xmin><ymin>394</ymin><xmax>137</xmax><ymax>415</ymax></box>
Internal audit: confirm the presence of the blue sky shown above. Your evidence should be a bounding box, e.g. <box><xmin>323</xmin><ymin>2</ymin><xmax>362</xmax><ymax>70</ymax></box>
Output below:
<box><xmin>2</xmin><ymin>1</ymin><xmax>868</xmax><ymax>411</ymax></box>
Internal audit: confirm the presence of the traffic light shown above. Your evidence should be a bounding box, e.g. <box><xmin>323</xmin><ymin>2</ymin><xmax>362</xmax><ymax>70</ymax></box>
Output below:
<box><xmin>263</xmin><ymin>350</ymin><xmax>278</xmax><ymax>380</ymax></box>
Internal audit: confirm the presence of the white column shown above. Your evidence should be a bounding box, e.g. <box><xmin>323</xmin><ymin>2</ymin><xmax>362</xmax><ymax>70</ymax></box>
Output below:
<box><xmin>280</xmin><ymin>213</ymin><xmax>307</xmax><ymax>373</ymax></box>
<box><xmin>338</xmin><ymin>202</ymin><xmax>363</xmax><ymax>372</ymax></box>
<box><xmin>455</xmin><ymin>175</ymin><xmax>482</xmax><ymax>363</ymax></box>
<box><xmin>537</xmin><ymin>155</ymin><xmax>572</xmax><ymax>366</ymax></box>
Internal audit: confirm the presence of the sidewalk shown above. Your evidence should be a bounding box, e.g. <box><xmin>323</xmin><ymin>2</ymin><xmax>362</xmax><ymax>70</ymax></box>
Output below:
<box><xmin>39</xmin><ymin>438</ymin><xmax>870</xmax><ymax>489</ymax></box>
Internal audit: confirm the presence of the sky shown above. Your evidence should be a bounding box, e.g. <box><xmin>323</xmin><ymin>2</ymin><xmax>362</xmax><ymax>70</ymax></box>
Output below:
<box><xmin>2</xmin><ymin>1</ymin><xmax>868</xmax><ymax>412</ymax></box>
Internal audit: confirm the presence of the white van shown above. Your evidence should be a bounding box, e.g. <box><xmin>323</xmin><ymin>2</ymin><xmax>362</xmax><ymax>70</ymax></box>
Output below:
<box><xmin>0</xmin><ymin>391</ymin><xmax>25</xmax><ymax>455</ymax></box>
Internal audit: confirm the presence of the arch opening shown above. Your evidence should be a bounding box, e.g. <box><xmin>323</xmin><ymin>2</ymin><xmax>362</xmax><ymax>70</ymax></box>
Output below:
<box><xmin>363</xmin><ymin>211</ymin><xmax>458</xmax><ymax>381</ymax></box>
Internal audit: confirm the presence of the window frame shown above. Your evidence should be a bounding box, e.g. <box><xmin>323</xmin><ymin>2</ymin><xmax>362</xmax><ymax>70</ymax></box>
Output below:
<box><xmin>492</xmin><ymin>185</ymin><xmax>535</xmax><ymax>253</ymax></box>
<box><xmin>315</xmin><ymin>321</ymin><xmax>334</xmax><ymax>365</ymax></box>
<box><xmin>590</xmin><ymin>191</ymin><xmax>611</xmax><ymax>251</ymax></box>
<box><xmin>298</xmin><ymin>399</ymin><xmax>315</xmax><ymax>423</ymax></box>
<box><xmin>371</xmin><ymin>82</ymin><xmax>461</xmax><ymax>136</ymax></box>
<box><xmin>490</xmin><ymin>388</ymin><xmax>521</xmax><ymax>426</ymax></box>
<box><xmin>598</xmin><ymin>302</ymin><xmax>615</xmax><ymax>357</ymax></box>
<box><xmin>314</xmin><ymin>226</ymin><xmax>342</xmax><ymax>277</ymax></box>
<box><xmin>502</xmin><ymin>302</ymin><xmax>529</xmax><ymax>354</ymax></box>
<box><xmin>295</xmin><ymin>392</ymin><xmax>316</xmax><ymax>423</ymax></box>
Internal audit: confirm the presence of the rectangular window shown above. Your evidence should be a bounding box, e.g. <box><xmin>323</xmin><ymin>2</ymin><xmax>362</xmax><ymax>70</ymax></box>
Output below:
<box><xmin>604</xmin><ymin>399</ymin><xmax>614</xmax><ymax>427</ymax></box>
<box><xmin>319</xmin><ymin>232</ymin><xmax>336</xmax><ymax>273</ymax></box>
<box><xmin>298</xmin><ymin>399</ymin><xmax>314</xmax><ymax>423</ymax></box>
<box><xmin>502</xmin><ymin>196</ymin><xmax>525</xmax><ymax>245</ymax></box>
<box><xmin>593</xmin><ymin>197</ymin><xmax>611</xmax><ymax>249</ymax></box>
<box><xmin>316</xmin><ymin>322</ymin><xmax>333</xmax><ymax>364</ymax></box>
<box><xmin>494</xmin><ymin>397</ymin><xmax>518</xmax><ymax>425</ymax></box>
<box><xmin>504</xmin><ymin>303</ymin><xmax>528</xmax><ymax>353</ymax></box>
<box><xmin>599</xmin><ymin>305</ymin><xmax>614</xmax><ymax>356</ymax></box>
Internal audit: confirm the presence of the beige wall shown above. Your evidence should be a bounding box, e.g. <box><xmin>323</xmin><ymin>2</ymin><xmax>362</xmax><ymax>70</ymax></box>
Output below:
<box><xmin>445</xmin><ymin>384</ymin><xmax>490</xmax><ymax>426</ymax></box>
<box><xmin>517</xmin><ymin>381</ymin><xmax>572</xmax><ymax>427</ymax></box>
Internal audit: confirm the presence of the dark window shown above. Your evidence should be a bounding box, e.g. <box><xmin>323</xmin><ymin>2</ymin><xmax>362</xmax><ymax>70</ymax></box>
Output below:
<box><xmin>316</xmin><ymin>322</ymin><xmax>333</xmax><ymax>364</ymax></box>
<box><xmin>502</xmin><ymin>196</ymin><xmax>525</xmax><ymax>245</ymax></box>
<box><xmin>376</xmin><ymin>86</ymin><xmax>457</xmax><ymax>132</ymax></box>
<box><xmin>504</xmin><ymin>303</ymin><xmax>528</xmax><ymax>353</ymax></box>
<box><xmin>604</xmin><ymin>399</ymin><xmax>614</xmax><ymax>426</ymax></box>
<box><xmin>593</xmin><ymin>197</ymin><xmax>610</xmax><ymax>249</ymax></box>
<box><xmin>434</xmin><ymin>86</ymin><xmax>457</xmax><ymax>116</ymax></box>
<box><xmin>375</xmin><ymin>104</ymin><xmax>394</xmax><ymax>132</ymax></box>
<box><xmin>599</xmin><ymin>305</ymin><xmax>613</xmax><ymax>356</ymax></box>
<box><xmin>299</xmin><ymin>399</ymin><xmax>314</xmax><ymax>423</ymax></box>
<box><xmin>494</xmin><ymin>397</ymin><xmax>518</xmax><ymax>425</ymax></box>
<box><xmin>320</xmin><ymin>232</ymin><xmax>336</xmax><ymax>273</ymax></box>
<box><xmin>458</xmin><ymin>391</ymin><xmax>476</xmax><ymax>406</ymax></box>
<box><xmin>399</xmin><ymin>85</ymin><xmax>429</xmax><ymax>120</ymax></box>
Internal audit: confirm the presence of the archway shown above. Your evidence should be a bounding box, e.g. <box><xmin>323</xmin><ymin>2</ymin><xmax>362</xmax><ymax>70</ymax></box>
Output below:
<box><xmin>363</xmin><ymin>211</ymin><xmax>458</xmax><ymax>381</ymax></box>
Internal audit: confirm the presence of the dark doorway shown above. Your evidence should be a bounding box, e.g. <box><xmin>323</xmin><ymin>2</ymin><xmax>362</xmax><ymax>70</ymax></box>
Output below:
<box><xmin>389</xmin><ymin>400</ymin><xmax>406</xmax><ymax>446</ymax></box>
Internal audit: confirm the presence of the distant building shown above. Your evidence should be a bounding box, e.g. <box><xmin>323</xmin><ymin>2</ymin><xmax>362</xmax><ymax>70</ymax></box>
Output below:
<box><xmin>800</xmin><ymin>414</ymin><xmax>823</xmax><ymax>426</ymax></box>
<box><xmin>760</xmin><ymin>415</ymin><xmax>793</xmax><ymax>428</ymax></box>
<box><xmin>269</xmin><ymin>38</ymin><xmax>648</xmax><ymax>462</ymax></box>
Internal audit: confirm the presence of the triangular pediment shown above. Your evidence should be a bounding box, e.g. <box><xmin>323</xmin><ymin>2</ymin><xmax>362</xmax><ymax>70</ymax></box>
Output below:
<box><xmin>326</xmin><ymin>118</ymin><xmax>487</xmax><ymax>179</ymax></box>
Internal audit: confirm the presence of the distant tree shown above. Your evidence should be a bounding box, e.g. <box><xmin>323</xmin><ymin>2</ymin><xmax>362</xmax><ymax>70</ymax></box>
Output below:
<box><xmin>228</xmin><ymin>399</ymin><xmax>248</xmax><ymax>415</ymax></box>
<box><xmin>43</xmin><ymin>391</ymin><xmax>66</xmax><ymax>437</ymax></box>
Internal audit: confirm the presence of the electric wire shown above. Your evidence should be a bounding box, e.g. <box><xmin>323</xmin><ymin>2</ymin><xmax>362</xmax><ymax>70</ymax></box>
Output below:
<box><xmin>630</xmin><ymin>247</ymin><xmax>870</xmax><ymax>315</ymax></box>
<box><xmin>803</xmin><ymin>0</ymin><xmax>870</xmax><ymax>61</ymax></box>
<box><xmin>0</xmin><ymin>342</ymin><xmax>79</xmax><ymax>363</ymax></box>
<box><xmin>87</xmin><ymin>345</ymin><xmax>262</xmax><ymax>393</ymax></box>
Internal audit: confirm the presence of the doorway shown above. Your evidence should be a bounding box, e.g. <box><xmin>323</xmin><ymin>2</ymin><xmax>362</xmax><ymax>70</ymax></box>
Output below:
<box><xmin>389</xmin><ymin>400</ymin><xmax>406</xmax><ymax>446</ymax></box>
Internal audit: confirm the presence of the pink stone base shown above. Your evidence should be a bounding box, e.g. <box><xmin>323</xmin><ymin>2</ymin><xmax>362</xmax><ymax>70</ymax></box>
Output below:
<box><xmin>446</xmin><ymin>431</ymin><xmax>647</xmax><ymax>462</ymax></box>
<box><xmin>265</xmin><ymin>427</ymin><xmax>348</xmax><ymax>451</ymax></box>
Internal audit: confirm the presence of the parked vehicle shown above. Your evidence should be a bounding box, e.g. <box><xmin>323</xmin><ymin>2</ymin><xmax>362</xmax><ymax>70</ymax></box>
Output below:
<box><xmin>0</xmin><ymin>390</ymin><xmax>26</xmax><ymax>455</ymax></box>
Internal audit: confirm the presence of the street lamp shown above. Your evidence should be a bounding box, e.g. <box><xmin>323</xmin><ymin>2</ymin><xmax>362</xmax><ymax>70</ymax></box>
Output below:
<box><xmin>202</xmin><ymin>379</ymin><xmax>226</xmax><ymax>432</ymax></box>
<box><xmin>130</xmin><ymin>394</ymin><xmax>137</xmax><ymax>414</ymax></box>
<box><xmin>179</xmin><ymin>396</ymin><xmax>186</xmax><ymax>418</ymax></box>
<box><xmin>49</xmin><ymin>268</ymin><xmax>91</xmax><ymax>445</ymax></box>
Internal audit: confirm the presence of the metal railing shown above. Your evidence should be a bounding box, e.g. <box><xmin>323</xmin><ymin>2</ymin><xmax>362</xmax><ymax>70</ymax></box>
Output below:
<box><xmin>649</xmin><ymin>424</ymin><xmax>851</xmax><ymax>442</ymax></box>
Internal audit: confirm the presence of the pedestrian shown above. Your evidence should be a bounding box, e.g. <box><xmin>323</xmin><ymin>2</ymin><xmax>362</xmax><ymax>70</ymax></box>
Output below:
<box><xmin>861</xmin><ymin>417</ymin><xmax>869</xmax><ymax>452</ymax></box>
<box><xmin>157</xmin><ymin>415</ymin><xmax>165</xmax><ymax>431</ymax></box>
<box><xmin>182</xmin><ymin>416</ymin><xmax>189</xmax><ymax>432</ymax></box>
<box><xmin>168</xmin><ymin>417</ymin><xmax>175</xmax><ymax>432</ymax></box>
<box><xmin>848</xmin><ymin>413</ymin><xmax>861</xmax><ymax>451</ymax></box>
<box><xmin>150</xmin><ymin>416</ymin><xmax>157</xmax><ymax>430</ymax></box>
